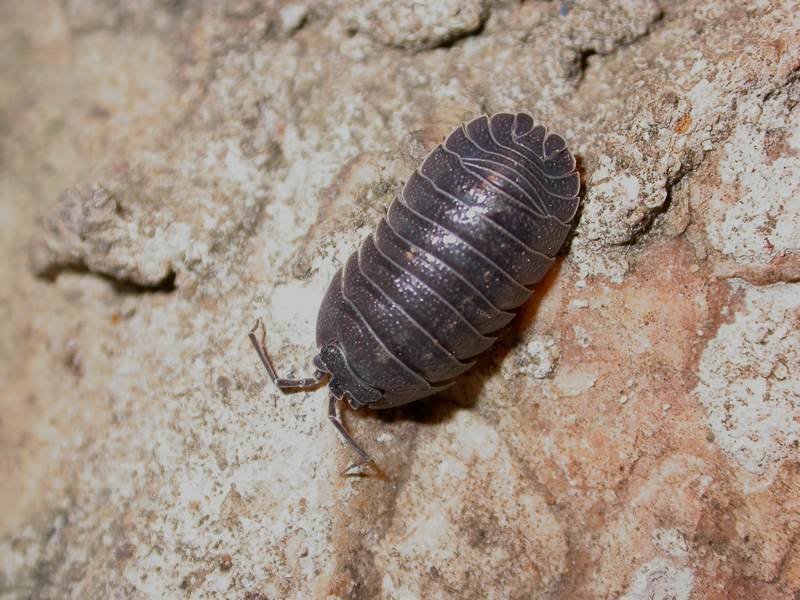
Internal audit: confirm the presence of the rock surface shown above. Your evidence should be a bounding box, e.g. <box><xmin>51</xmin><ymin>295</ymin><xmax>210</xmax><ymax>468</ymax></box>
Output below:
<box><xmin>1</xmin><ymin>0</ymin><xmax>798</xmax><ymax>598</ymax></box>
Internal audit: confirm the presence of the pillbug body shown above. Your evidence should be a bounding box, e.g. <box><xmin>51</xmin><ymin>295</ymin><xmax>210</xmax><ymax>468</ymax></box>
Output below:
<box><xmin>250</xmin><ymin>112</ymin><xmax>580</xmax><ymax>472</ymax></box>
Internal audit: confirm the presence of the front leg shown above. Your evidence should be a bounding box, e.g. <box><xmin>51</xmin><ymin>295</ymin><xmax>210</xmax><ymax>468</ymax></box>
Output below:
<box><xmin>248</xmin><ymin>319</ymin><xmax>327</xmax><ymax>390</ymax></box>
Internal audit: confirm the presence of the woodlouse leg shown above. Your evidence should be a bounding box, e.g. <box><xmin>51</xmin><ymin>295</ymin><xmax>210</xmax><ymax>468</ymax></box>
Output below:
<box><xmin>248</xmin><ymin>319</ymin><xmax>327</xmax><ymax>389</ymax></box>
<box><xmin>328</xmin><ymin>393</ymin><xmax>374</xmax><ymax>475</ymax></box>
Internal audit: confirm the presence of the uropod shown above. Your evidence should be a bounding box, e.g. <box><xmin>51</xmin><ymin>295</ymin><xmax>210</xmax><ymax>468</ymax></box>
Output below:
<box><xmin>250</xmin><ymin>112</ymin><xmax>580</xmax><ymax>473</ymax></box>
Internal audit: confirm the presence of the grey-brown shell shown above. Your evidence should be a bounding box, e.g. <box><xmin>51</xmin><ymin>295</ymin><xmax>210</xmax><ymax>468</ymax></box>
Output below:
<box><xmin>315</xmin><ymin>112</ymin><xmax>580</xmax><ymax>409</ymax></box>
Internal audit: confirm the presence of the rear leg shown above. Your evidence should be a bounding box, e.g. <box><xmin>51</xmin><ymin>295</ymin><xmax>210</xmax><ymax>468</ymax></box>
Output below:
<box><xmin>328</xmin><ymin>393</ymin><xmax>374</xmax><ymax>475</ymax></box>
<box><xmin>250</xmin><ymin>319</ymin><xmax>374</xmax><ymax>475</ymax></box>
<box><xmin>248</xmin><ymin>319</ymin><xmax>327</xmax><ymax>389</ymax></box>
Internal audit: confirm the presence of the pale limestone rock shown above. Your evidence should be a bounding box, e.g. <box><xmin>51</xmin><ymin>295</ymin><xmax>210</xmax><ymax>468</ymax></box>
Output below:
<box><xmin>696</xmin><ymin>280</ymin><xmax>800</xmax><ymax>479</ymax></box>
<box><xmin>342</xmin><ymin>0</ymin><xmax>488</xmax><ymax>50</ymax></box>
<box><xmin>29</xmin><ymin>184</ymin><xmax>178</xmax><ymax>288</ymax></box>
<box><xmin>619</xmin><ymin>557</ymin><xmax>694</xmax><ymax>600</ymax></box>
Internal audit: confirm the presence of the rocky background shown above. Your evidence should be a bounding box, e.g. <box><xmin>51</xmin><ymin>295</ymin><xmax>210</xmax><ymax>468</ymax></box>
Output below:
<box><xmin>1</xmin><ymin>0</ymin><xmax>798</xmax><ymax>598</ymax></box>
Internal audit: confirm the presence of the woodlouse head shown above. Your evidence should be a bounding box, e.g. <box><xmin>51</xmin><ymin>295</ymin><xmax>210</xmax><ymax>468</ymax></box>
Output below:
<box><xmin>314</xmin><ymin>343</ymin><xmax>382</xmax><ymax>409</ymax></box>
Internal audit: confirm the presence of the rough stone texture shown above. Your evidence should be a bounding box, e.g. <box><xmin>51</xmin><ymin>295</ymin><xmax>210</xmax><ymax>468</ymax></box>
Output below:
<box><xmin>343</xmin><ymin>0</ymin><xmax>489</xmax><ymax>50</ymax></box>
<box><xmin>685</xmin><ymin>79</ymin><xmax>800</xmax><ymax>284</ymax></box>
<box><xmin>29</xmin><ymin>184</ymin><xmax>179</xmax><ymax>287</ymax></box>
<box><xmin>1</xmin><ymin>0</ymin><xmax>799</xmax><ymax>598</ymax></box>
<box><xmin>695</xmin><ymin>281</ymin><xmax>800</xmax><ymax>479</ymax></box>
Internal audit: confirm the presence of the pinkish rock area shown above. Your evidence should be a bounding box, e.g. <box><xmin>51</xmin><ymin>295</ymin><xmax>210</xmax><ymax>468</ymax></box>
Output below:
<box><xmin>1</xmin><ymin>1</ymin><xmax>798</xmax><ymax>598</ymax></box>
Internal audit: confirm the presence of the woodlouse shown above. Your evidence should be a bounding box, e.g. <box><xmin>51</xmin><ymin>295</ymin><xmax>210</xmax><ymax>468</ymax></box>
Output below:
<box><xmin>250</xmin><ymin>112</ymin><xmax>580</xmax><ymax>473</ymax></box>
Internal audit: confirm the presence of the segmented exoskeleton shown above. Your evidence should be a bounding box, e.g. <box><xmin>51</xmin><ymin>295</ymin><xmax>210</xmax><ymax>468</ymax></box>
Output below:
<box><xmin>250</xmin><ymin>112</ymin><xmax>580</xmax><ymax>472</ymax></box>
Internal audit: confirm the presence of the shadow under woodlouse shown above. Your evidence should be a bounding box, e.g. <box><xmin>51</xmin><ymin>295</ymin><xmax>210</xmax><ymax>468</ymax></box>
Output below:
<box><xmin>345</xmin><ymin>256</ymin><xmax>569</xmax><ymax>436</ymax></box>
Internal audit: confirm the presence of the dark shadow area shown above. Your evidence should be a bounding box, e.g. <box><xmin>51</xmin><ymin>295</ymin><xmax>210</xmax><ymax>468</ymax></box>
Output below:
<box><xmin>434</xmin><ymin>17</ymin><xmax>488</xmax><ymax>51</ymax></box>
<box><xmin>623</xmin><ymin>167</ymin><xmax>683</xmax><ymax>246</ymax></box>
<box><xmin>35</xmin><ymin>264</ymin><xmax>177</xmax><ymax>295</ymax></box>
<box><xmin>578</xmin><ymin>48</ymin><xmax>598</xmax><ymax>78</ymax></box>
<box><xmin>349</xmin><ymin>257</ymin><xmax>568</xmax><ymax>433</ymax></box>
<box><xmin>559</xmin><ymin>152</ymin><xmax>588</xmax><ymax>254</ymax></box>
